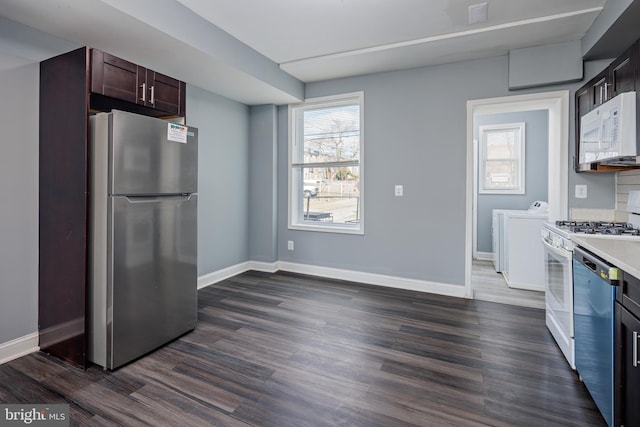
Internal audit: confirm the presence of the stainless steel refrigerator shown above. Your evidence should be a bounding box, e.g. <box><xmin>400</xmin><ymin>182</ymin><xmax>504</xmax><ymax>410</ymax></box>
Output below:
<box><xmin>89</xmin><ymin>110</ymin><xmax>198</xmax><ymax>370</ymax></box>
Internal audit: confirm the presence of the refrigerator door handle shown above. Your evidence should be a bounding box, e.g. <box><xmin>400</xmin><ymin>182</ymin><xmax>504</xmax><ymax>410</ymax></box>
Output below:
<box><xmin>124</xmin><ymin>195</ymin><xmax>192</xmax><ymax>203</ymax></box>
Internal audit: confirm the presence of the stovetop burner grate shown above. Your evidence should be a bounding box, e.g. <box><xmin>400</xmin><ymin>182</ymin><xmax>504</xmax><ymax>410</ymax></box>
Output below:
<box><xmin>555</xmin><ymin>220</ymin><xmax>640</xmax><ymax>236</ymax></box>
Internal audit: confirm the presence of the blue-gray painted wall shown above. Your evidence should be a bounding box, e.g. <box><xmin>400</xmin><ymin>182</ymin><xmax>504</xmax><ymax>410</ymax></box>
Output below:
<box><xmin>474</xmin><ymin>110</ymin><xmax>549</xmax><ymax>253</ymax></box>
<box><xmin>248</xmin><ymin>105</ymin><xmax>278</xmax><ymax>263</ymax></box>
<box><xmin>276</xmin><ymin>55</ymin><xmax>616</xmax><ymax>287</ymax></box>
<box><xmin>0</xmin><ymin>58</ymin><xmax>39</xmax><ymax>344</ymax></box>
<box><xmin>187</xmin><ymin>86</ymin><xmax>250</xmax><ymax>276</ymax></box>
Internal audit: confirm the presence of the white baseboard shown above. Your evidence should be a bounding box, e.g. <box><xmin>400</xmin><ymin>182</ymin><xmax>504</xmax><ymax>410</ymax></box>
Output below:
<box><xmin>475</xmin><ymin>251</ymin><xmax>493</xmax><ymax>261</ymax></box>
<box><xmin>278</xmin><ymin>262</ymin><xmax>467</xmax><ymax>298</ymax></box>
<box><xmin>248</xmin><ymin>260</ymin><xmax>279</xmax><ymax>273</ymax></box>
<box><xmin>197</xmin><ymin>261</ymin><xmax>252</xmax><ymax>289</ymax></box>
<box><xmin>198</xmin><ymin>261</ymin><xmax>467</xmax><ymax>299</ymax></box>
<box><xmin>0</xmin><ymin>332</ymin><xmax>39</xmax><ymax>365</ymax></box>
<box><xmin>197</xmin><ymin>260</ymin><xmax>280</xmax><ymax>290</ymax></box>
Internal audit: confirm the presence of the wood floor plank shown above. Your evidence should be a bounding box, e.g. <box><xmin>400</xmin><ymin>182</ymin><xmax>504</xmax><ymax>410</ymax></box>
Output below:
<box><xmin>0</xmin><ymin>270</ymin><xmax>605</xmax><ymax>426</ymax></box>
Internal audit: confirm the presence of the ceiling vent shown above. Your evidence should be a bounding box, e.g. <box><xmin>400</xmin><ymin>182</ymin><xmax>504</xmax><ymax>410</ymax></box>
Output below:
<box><xmin>468</xmin><ymin>2</ymin><xmax>489</xmax><ymax>25</ymax></box>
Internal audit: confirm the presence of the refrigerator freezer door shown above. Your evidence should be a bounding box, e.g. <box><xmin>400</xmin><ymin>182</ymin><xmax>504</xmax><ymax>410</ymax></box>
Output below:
<box><xmin>109</xmin><ymin>110</ymin><xmax>198</xmax><ymax>195</ymax></box>
<box><xmin>108</xmin><ymin>194</ymin><xmax>197</xmax><ymax>369</ymax></box>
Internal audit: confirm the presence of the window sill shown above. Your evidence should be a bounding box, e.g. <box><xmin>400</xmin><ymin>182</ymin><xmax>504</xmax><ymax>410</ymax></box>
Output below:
<box><xmin>288</xmin><ymin>222</ymin><xmax>364</xmax><ymax>235</ymax></box>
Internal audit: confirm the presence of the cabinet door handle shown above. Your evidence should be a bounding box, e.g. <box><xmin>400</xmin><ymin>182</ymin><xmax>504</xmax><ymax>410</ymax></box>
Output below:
<box><xmin>140</xmin><ymin>82</ymin><xmax>146</xmax><ymax>102</ymax></box>
<box><xmin>634</xmin><ymin>331</ymin><xmax>639</xmax><ymax>367</ymax></box>
<box><xmin>150</xmin><ymin>85</ymin><xmax>155</xmax><ymax>105</ymax></box>
<box><xmin>634</xmin><ymin>331</ymin><xmax>639</xmax><ymax>368</ymax></box>
<box><xmin>599</xmin><ymin>86</ymin><xmax>603</xmax><ymax>103</ymax></box>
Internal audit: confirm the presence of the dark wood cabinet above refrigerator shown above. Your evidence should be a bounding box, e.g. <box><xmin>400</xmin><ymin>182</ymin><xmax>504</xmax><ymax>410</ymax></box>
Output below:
<box><xmin>39</xmin><ymin>46</ymin><xmax>186</xmax><ymax>368</ymax></box>
<box><xmin>90</xmin><ymin>48</ymin><xmax>186</xmax><ymax>118</ymax></box>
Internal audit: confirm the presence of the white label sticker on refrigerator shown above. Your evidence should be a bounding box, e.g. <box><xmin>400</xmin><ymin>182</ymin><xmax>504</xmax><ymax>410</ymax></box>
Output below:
<box><xmin>167</xmin><ymin>123</ymin><xmax>188</xmax><ymax>143</ymax></box>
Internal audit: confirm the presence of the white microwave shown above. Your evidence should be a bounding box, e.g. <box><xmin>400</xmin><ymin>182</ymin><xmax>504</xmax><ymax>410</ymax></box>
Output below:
<box><xmin>579</xmin><ymin>91</ymin><xmax>637</xmax><ymax>165</ymax></box>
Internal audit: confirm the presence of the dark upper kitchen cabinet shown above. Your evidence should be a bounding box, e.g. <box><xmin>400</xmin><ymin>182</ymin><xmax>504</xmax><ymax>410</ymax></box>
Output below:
<box><xmin>584</xmin><ymin>46</ymin><xmax>636</xmax><ymax>110</ymax></box>
<box><xmin>574</xmin><ymin>69</ymin><xmax>618</xmax><ymax>172</ymax></box>
<box><xmin>91</xmin><ymin>48</ymin><xmax>186</xmax><ymax>117</ymax></box>
<box><xmin>574</xmin><ymin>41</ymin><xmax>639</xmax><ymax>172</ymax></box>
<box><xmin>91</xmin><ymin>49</ymin><xmax>140</xmax><ymax>104</ymax></box>
<box><xmin>591</xmin><ymin>69</ymin><xmax>610</xmax><ymax>108</ymax></box>
<box><xmin>610</xmin><ymin>46</ymin><xmax>636</xmax><ymax>98</ymax></box>
<box><xmin>574</xmin><ymin>85</ymin><xmax>592</xmax><ymax>171</ymax></box>
<box><xmin>144</xmin><ymin>70</ymin><xmax>186</xmax><ymax>116</ymax></box>
<box><xmin>39</xmin><ymin>47</ymin><xmax>186</xmax><ymax>368</ymax></box>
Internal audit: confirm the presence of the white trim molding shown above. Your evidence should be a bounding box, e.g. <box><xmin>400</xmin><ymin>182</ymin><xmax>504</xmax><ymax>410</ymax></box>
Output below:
<box><xmin>248</xmin><ymin>261</ymin><xmax>280</xmax><ymax>273</ymax></box>
<box><xmin>279</xmin><ymin>262</ymin><xmax>468</xmax><ymax>298</ymax></box>
<box><xmin>198</xmin><ymin>262</ymin><xmax>252</xmax><ymax>289</ymax></box>
<box><xmin>198</xmin><ymin>261</ymin><xmax>467</xmax><ymax>299</ymax></box>
<box><xmin>197</xmin><ymin>261</ymin><xmax>281</xmax><ymax>289</ymax></box>
<box><xmin>0</xmin><ymin>332</ymin><xmax>39</xmax><ymax>365</ymax></box>
<box><xmin>475</xmin><ymin>251</ymin><xmax>494</xmax><ymax>262</ymax></box>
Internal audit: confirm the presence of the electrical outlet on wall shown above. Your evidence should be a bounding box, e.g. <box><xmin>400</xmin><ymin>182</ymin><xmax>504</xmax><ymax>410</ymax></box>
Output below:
<box><xmin>287</xmin><ymin>240</ymin><xmax>294</xmax><ymax>251</ymax></box>
<box><xmin>395</xmin><ymin>185</ymin><xmax>403</xmax><ymax>196</ymax></box>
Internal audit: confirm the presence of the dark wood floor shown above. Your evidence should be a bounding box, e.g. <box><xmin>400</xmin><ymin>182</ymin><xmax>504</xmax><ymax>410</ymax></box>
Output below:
<box><xmin>1</xmin><ymin>271</ymin><xmax>605</xmax><ymax>426</ymax></box>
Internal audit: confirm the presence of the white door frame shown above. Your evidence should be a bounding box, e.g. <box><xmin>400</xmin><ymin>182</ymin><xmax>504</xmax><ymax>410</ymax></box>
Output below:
<box><xmin>465</xmin><ymin>90</ymin><xmax>569</xmax><ymax>298</ymax></box>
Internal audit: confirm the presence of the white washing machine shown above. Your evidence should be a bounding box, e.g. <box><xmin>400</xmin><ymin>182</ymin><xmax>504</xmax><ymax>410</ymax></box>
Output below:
<box><xmin>492</xmin><ymin>201</ymin><xmax>549</xmax><ymax>291</ymax></box>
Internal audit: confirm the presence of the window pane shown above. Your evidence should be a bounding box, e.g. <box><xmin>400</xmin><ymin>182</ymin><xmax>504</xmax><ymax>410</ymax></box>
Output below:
<box><xmin>290</xmin><ymin>92</ymin><xmax>363</xmax><ymax>233</ymax></box>
<box><xmin>301</xmin><ymin>166</ymin><xmax>360</xmax><ymax>224</ymax></box>
<box><xmin>484</xmin><ymin>159</ymin><xmax>518</xmax><ymax>189</ymax></box>
<box><xmin>478</xmin><ymin>122</ymin><xmax>525</xmax><ymax>194</ymax></box>
<box><xmin>303</xmin><ymin>105</ymin><xmax>360</xmax><ymax>163</ymax></box>
<box><xmin>486</xmin><ymin>130</ymin><xmax>516</xmax><ymax>160</ymax></box>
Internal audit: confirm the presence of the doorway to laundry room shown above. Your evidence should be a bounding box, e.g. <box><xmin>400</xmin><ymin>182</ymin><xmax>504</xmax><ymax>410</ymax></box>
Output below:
<box><xmin>465</xmin><ymin>91</ymin><xmax>569</xmax><ymax>307</ymax></box>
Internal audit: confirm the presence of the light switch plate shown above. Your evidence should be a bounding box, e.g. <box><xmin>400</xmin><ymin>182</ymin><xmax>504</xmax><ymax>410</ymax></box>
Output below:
<box><xmin>575</xmin><ymin>184</ymin><xmax>587</xmax><ymax>199</ymax></box>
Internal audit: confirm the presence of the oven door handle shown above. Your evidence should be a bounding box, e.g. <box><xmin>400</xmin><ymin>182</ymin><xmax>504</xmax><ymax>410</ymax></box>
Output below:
<box><xmin>541</xmin><ymin>237</ymin><xmax>573</xmax><ymax>260</ymax></box>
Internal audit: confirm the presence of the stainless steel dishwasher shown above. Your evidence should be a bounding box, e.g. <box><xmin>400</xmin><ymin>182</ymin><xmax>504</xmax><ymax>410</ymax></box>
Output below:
<box><xmin>573</xmin><ymin>246</ymin><xmax>619</xmax><ymax>427</ymax></box>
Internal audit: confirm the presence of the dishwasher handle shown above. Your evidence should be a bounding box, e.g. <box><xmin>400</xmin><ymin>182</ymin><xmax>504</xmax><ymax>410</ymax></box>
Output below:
<box><xmin>583</xmin><ymin>258</ymin><xmax>597</xmax><ymax>272</ymax></box>
<box><xmin>574</xmin><ymin>246</ymin><xmax>621</xmax><ymax>286</ymax></box>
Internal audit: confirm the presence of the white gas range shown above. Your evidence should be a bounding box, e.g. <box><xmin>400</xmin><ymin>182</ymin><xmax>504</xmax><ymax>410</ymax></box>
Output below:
<box><xmin>541</xmin><ymin>191</ymin><xmax>640</xmax><ymax>370</ymax></box>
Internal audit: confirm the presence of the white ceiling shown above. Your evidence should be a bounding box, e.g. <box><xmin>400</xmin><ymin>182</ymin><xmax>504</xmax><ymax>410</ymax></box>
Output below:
<box><xmin>0</xmin><ymin>0</ymin><xmax>607</xmax><ymax>104</ymax></box>
<box><xmin>177</xmin><ymin>0</ymin><xmax>605</xmax><ymax>81</ymax></box>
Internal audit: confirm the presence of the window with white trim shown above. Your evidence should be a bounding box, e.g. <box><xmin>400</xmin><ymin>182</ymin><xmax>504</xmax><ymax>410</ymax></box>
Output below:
<box><xmin>288</xmin><ymin>92</ymin><xmax>364</xmax><ymax>234</ymax></box>
<box><xmin>478</xmin><ymin>122</ymin><xmax>525</xmax><ymax>194</ymax></box>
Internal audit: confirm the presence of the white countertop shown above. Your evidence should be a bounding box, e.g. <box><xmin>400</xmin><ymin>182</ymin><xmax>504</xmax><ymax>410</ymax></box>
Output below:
<box><xmin>571</xmin><ymin>235</ymin><xmax>640</xmax><ymax>279</ymax></box>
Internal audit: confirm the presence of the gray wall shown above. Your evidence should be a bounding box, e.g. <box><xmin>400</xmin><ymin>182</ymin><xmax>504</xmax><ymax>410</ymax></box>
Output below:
<box><xmin>0</xmin><ymin>55</ymin><xmax>39</xmax><ymax>343</ymax></box>
<box><xmin>249</xmin><ymin>105</ymin><xmax>278</xmax><ymax>263</ymax></box>
<box><xmin>274</xmin><ymin>55</ymin><xmax>616</xmax><ymax>287</ymax></box>
<box><xmin>509</xmin><ymin>41</ymin><xmax>582</xmax><ymax>89</ymax></box>
<box><xmin>187</xmin><ymin>85</ymin><xmax>250</xmax><ymax>276</ymax></box>
<box><xmin>475</xmin><ymin>110</ymin><xmax>549</xmax><ymax>253</ymax></box>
